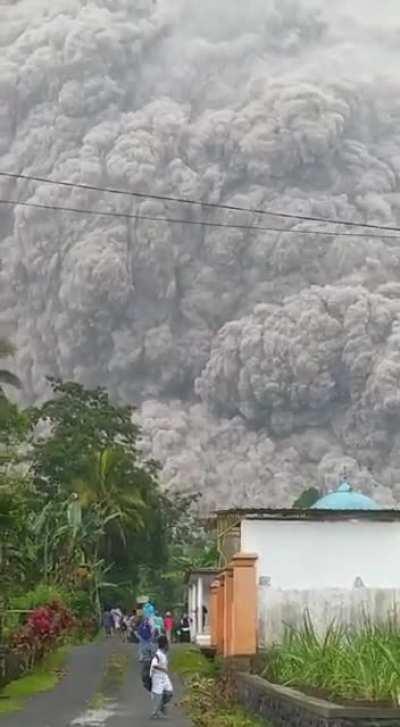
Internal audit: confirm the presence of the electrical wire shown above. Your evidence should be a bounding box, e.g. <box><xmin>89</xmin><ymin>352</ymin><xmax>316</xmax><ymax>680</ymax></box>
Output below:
<box><xmin>1</xmin><ymin>170</ymin><xmax>400</xmax><ymax>234</ymax></box>
<box><xmin>1</xmin><ymin>197</ymin><xmax>400</xmax><ymax>239</ymax></box>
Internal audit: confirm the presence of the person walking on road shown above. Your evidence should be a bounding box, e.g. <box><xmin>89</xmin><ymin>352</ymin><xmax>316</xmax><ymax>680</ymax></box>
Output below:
<box><xmin>138</xmin><ymin>617</ymin><xmax>154</xmax><ymax>662</ymax></box>
<box><xmin>164</xmin><ymin>611</ymin><xmax>174</xmax><ymax>644</ymax></box>
<box><xmin>126</xmin><ymin>608</ymin><xmax>139</xmax><ymax>643</ymax></box>
<box><xmin>153</xmin><ymin>611</ymin><xmax>164</xmax><ymax>636</ymax></box>
<box><xmin>120</xmin><ymin>613</ymin><xmax>128</xmax><ymax>642</ymax></box>
<box><xmin>111</xmin><ymin>606</ymin><xmax>123</xmax><ymax>635</ymax></box>
<box><xmin>150</xmin><ymin>634</ymin><xmax>173</xmax><ymax>720</ymax></box>
<box><xmin>102</xmin><ymin>605</ymin><xmax>114</xmax><ymax>638</ymax></box>
<box><xmin>143</xmin><ymin>601</ymin><xmax>155</xmax><ymax>621</ymax></box>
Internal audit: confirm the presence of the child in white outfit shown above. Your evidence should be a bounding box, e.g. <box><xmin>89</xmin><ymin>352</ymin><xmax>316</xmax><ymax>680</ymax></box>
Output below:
<box><xmin>150</xmin><ymin>635</ymin><xmax>173</xmax><ymax>719</ymax></box>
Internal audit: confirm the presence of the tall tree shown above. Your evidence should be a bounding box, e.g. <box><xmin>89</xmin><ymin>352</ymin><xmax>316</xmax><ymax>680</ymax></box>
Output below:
<box><xmin>0</xmin><ymin>338</ymin><xmax>21</xmax><ymax>390</ymax></box>
<box><xmin>29</xmin><ymin>379</ymin><xmax>162</xmax><ymax>590</ymax></box>
<box><xmin>292</xmin><ymin>487</ymin><xmax>321</xmax><ymax>508</ymax></box>
<box><xmin>0</xmin><ymin>338</ymin><xmax>25</xmax><ymax>443</ymax></box>
<box><xmin>0</xmin><ymin>476</ymin><xmax>36</xmax><ymax>592</ymax></box>
<box><xmin>137</xmin><ymin>491</ymin><xmax>217</xmax><ymax>608</ymax></box>
<box><xmin>73</xmin><ymin>446</ymin><xmax>149</xmax><ymax>550</ymax></box>
<box><xmin>29</xmin><ymin>379</ymin><xmax>147</xmax><ymax>491</ymax></box>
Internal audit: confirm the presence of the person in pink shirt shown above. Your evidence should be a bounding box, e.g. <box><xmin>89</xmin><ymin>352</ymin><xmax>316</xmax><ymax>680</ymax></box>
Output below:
<box><xmin>164</xmin><ymin>611</ymin><xmax>174</xmax><ymax>644</ymax></box>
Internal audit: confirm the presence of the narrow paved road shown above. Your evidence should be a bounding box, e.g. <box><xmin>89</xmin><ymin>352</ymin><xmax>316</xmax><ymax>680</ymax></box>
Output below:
<box><xmin>0</xmin><ymin>639</ymin><xmax>191</xmax><ymax>726</ymax></box>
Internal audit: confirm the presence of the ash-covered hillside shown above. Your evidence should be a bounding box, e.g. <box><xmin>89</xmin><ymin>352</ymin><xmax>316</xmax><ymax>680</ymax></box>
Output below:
<box><xmin>2</xmin><ymin>0</ymin><xmax>400</xmax><ymax>508</ymax></box>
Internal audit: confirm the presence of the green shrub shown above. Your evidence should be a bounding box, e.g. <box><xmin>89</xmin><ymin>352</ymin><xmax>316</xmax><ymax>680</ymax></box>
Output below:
<box><xmin>3</xmin><ymin>585</ymin><xmax>68</xmax><ymax>638</ymax></box>
<box><xmin>262</xmin><ymin>613</ymin><xmax>400</xmax><ymax>706</ymax></box>
<box><xmin>10</xmin><ymin>584</ymin><xmax>70</xmax><ymax>611</ymax></box>
<box><xmin>67</xmin><ymin>591</ymin><xmax>93</xmax><ymax>619</ymax></box>
<box><xmin>5</xmin><ymin>584</ymin><xmax>96</xmax><ymax>642</ymax></box>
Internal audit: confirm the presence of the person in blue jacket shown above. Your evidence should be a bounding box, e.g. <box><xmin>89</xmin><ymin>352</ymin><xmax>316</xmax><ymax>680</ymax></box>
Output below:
<box><xmin>138</xmin><ymin>617</ymin><xmax>154</xmax><ymax>661</ymax></box>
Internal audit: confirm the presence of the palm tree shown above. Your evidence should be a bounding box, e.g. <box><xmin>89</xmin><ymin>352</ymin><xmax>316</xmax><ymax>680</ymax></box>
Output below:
<box><xmin>73</xmin><ymin>447</ymin><xmax>148</xmax><ymax>552</ymax></box>
<box><xmin>0</xmin><ymin>338</ymin><xmax>21</xmax><ymax>389</ymax></box>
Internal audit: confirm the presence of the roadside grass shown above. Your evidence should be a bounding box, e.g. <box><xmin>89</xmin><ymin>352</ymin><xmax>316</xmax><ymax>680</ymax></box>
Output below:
<box><xmin>92</xmin><ymin>628</ymin><xmax>105</xmax><ymax>643</ymax></box>
<box><xmin>0</xmin><ymin>647</ymin><xmax>68</xmax><ymax>716</ymax></box>
<box><xmin>261</xmin><ymin>613</ymin><xmax>400</xmax><ymax>706</ymax></box>
<box><xmin>171</xmin><ymin>646</ymin><xmax>267</xmax><ymax>727</ymax></box>
<box><xmin>171</xmin><ymin>645</ymin><xmax>217</xmax><ymax>678</ymax></box>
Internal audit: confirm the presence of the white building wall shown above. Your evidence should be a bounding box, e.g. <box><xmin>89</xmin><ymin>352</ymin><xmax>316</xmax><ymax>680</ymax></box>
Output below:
<box><xmin>241</xmin><ymin>518</ymin><xmax>400</xmax><ymax>646</ymax></box>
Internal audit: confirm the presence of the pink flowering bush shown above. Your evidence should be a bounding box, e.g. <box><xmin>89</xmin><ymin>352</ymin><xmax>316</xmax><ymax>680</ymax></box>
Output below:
<box><xmin>10</xmin><ymin>600</ymin><xmax>76</xmax><ymax>658</ymax></box>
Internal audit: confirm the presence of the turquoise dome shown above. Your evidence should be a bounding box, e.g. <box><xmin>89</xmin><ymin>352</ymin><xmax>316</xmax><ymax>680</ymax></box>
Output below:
<box><xmin>311</xmin><ymin>481</ymin><xmax>379</xmax><ymax>510</ymax></box>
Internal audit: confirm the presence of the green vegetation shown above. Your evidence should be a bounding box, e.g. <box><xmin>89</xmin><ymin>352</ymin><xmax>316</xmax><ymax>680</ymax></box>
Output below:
<box><xmin>0</xmin><ymin>647</ymin><xmax>68</xmax><ymax>715</ymax></box>
<box><xmin>0</xmin><ymin>342</ymin><xmax>216</xmax><ymax>706</ymax></box>
<box><xmin>25</xmin><ymin>378</ymin><xmax>165</xmax><ymax>608</ymax></box>
<box><xmin>1</xmin><ymin>364</ymin><xmax>216</xmax><ymax>641</ymax></box>
<box><xmin>172</xmin><ymin>647</ymin><xmax>268</xmax><ymax>727</ymax></box>
<box><xmin>0</xmin><ymin>338</ymin><xmax>21</xmax><ymax>391</ymax></box>
<box><xmin>143</xmin><ymin>492</ymin><xmax>218</xmax><ymax>609</ymax></box>
<box><xmin>262</xmin><ymin>614</ymin><xmax>400</xmax><ymax>706</ymax></box>
<box><xmin>292</xmin><ymin>487</ymin><xmax>321</xmax><ymax>508</ymax></box>
<box><xmin>10</xmin><ymin>585</ymin><xmax>71</xmax><ymax>611</ymax></box>
<box><xmin>4</xmin><ymin>584</ymin><xmax>76</xmax><ymax>639</ymax></box>
<box><xmin>171</xmin><ymin>645</ymin><xmax>217</xmax><ymax>678</ymax></box>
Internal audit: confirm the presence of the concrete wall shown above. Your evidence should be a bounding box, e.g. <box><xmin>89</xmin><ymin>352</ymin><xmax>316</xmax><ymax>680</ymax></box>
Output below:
<box><xmin>241</xmin><ymin>518</ymin><xmax>400</xmax><ymax>645</ymax></box>
<box><xmin>258</xmin><ymin>586</ymin><xmax>400</xmax><ymax>646</ymax></box>
<box><xmin>0</xmin><ymin>647</ymin><xmax>36</xmax><ymax>689</ymax></box>
<box><xmin>232</xmin><ymin>671</ymin><xmax>400</xmax><ymax>726</ymax></box>
<box><xmin>241</xmin><ymin>519</ymin><xmax>400</xmax><ymax>590</ymax></box>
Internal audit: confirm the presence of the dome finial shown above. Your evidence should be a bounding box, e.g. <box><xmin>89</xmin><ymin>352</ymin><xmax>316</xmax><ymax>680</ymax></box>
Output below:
<box><xmin>339</xmin><ymin>465</ymin><xmax>351</xmax><ymax>492</ymax></box>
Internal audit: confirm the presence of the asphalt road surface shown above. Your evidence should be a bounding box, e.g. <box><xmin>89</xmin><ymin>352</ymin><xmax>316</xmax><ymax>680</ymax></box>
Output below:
<box><xmin>0</xmin><ymin>639</ymin><xmax>192</xmax><ymax>727</ymax></box>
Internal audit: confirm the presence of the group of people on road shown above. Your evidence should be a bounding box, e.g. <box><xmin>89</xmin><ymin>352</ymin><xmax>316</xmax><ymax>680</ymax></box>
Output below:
<box><xmin>103</xmin><ymin>602</ymin><xmax>191</xmax><ymax>647</ymax></box>
<box><xmin>101</xmin><ymin>605</ymin><xmax>132</xmax><ymax>641</ymax></box>
<box><xmin>136</xmin><ymin>606</ymin><xmax>191</xmax><ymax>655</ymax></box>
<box><xmin>102</xmin><ymin>602</ymin><xmax>192</xmax><ymax>719</ymax></box>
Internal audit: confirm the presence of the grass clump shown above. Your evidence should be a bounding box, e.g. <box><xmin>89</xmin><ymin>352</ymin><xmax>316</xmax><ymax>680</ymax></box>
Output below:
<box><xmin>0</xmin><ymin>647</ymin><xmax>68</xmax><ymax>716</ymax></box>
<box><xmin>171</xmin><ymin>646</ymin><xmax>267</xmax><ymax>727</ymax></box>
<box><xmin>171</xmin><ymin>646</ymin><xmax>217</xmax><ymax>678</ymax></box>
<box><xmin>88</xmin><ymin>652</ymin><xmax>129</xmax><ymax>712</ymax></box>
<box><xmin>262</xmin><ymin>612</ymin><xmax>400</xmax><ymax>706</ymax></box>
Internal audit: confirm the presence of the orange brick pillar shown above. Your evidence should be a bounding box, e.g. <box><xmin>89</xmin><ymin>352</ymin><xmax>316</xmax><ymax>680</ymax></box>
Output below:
<box><xmin>216</xmin><ymin>573</ymin><xmax>225</xmax><ymax>655</ymax></box>
<box><xmin>209</xmin><ymin>579</ymin><xmax>220</xmax><ymax>649</ymax></box>
<box><xmin>231</xmin><ymin>553</ymin><xmax>258</xmax><ymax>656</ymax></box>
<box><xmin>223</xmin><ymin>567</ymin><xmax>234</xmax><ymax>657</ymax></box>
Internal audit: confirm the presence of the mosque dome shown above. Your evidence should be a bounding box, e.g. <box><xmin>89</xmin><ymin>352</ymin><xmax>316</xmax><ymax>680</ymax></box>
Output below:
<box><xmin>311</xmin><ymin>480</ymin><xmax>379</xmax><ymax>510</ymax></box>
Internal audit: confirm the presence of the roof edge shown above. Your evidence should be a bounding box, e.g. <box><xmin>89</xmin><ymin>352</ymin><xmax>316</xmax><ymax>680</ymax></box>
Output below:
<box><xmin>213</xmin><ymin>507</ymin><xmax>400</xmax><ymax>521</ymax></box>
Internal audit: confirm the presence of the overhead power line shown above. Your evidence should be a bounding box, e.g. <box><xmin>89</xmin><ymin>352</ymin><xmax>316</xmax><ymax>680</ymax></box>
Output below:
<box><xmin>1</xmin><ymin>197</ymin><xmax>400</xmax><ymax>240</ymax></box>
<box><xmin>1</xmin><ymin>170</ymin><xmax>400</xmax><ymax>234</ymax></box>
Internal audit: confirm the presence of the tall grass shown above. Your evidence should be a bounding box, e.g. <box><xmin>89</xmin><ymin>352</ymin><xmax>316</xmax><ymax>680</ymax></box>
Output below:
<box><xmin>262</xmin><ymin>612</ymin><xmax>400</xmax><ymax>706</ymax></box>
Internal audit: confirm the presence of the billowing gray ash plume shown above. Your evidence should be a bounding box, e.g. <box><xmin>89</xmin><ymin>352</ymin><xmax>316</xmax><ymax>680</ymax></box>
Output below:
<box><xmin>2</xmin><ymin>0</ymin><xmax>400</xmax><ymax>508</ymax></box>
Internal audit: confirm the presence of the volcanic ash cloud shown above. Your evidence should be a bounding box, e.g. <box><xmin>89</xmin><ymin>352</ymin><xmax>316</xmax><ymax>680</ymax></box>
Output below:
<box><xmin>2</xmin><ymin>0</ymin><xmax>400</xmax><ymax>505</ymax></box>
